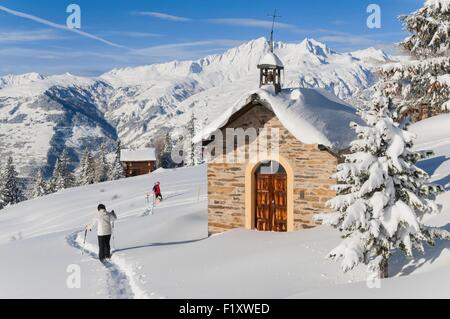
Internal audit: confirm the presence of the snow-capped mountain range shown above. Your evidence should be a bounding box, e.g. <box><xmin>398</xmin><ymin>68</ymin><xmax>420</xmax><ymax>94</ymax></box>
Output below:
<box><xmin>0</xmin><ymin>37</ymin><xmax>394</xmax><ymax>179</ymax></box>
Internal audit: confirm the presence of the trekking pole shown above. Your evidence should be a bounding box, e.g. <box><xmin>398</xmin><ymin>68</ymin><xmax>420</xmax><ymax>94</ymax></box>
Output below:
<box><xmin>148</xmin><ymin>192</ymin><xmax>156</xmax><ymax>215</ymax></box>
<box><xmin>82</xmin><ymin>228</ymin><xmax>88</xmax><ymax>255</ymax></box>
<box><xmin>111</xmin><ymin>221</ymin><xmax>116</xmax><ymax>251</ymax></box>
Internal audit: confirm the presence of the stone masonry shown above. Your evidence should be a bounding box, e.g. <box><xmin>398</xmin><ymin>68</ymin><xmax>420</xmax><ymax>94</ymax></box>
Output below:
<box><xmin>207</xmin><ymin>102</ymin><xmax>338</xmax><ymax>234</ymax></box>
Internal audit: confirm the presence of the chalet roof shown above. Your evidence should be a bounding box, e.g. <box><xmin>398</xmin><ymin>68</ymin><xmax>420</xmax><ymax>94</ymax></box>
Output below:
<box><xmin>120</xmin><ymin>148</ymin><xmax>156</xmax><ymax>162</ymax></box>
<box><xmin>193</xmin><ymin>87</ymin><xmax>363</xmax><ymax>151</ymax></box>
<box><xmin>258</xmin><ymin>52</ymin><xmax>284</xmax><ymax>68</ymax></box>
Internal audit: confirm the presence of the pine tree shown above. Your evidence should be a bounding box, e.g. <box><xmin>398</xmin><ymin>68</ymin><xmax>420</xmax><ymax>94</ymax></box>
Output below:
<box><xmin>95</xmin><ymin>144</ymin><xmax>109</xmax><ymax>183</ymax></box>
<box><xmin>109</xmin><ymin>140</ymin><xmax>125</xmax><ymax>180</ymax></box>
<box><xmin>49</xmin><ymin>149</ymin><xmax>74</xmax><ymax>192</ymax></box>
<box><xmin>317</xmin><ymin>92</ymin><xmax>450</xmax><ymax>278</ymax></box>
<box><xmin>402</xmin><ymin>0</ymin><xmax>450</xmax><ymax>55</ymax></box>
<box><xmin>379</xmin><ymin>0</ymin><xmax>450</xmax><ymax>117</ymax></box>
<box><xmin>160</xmin><ymin>132</ymin><xmax>175</xmax><ymax>168</ymax></box>
<box><xmin>0</xmin><ymin>156</ymin><xmax>23</xmax><ymax>207</ymax></box>
<box><xmin>76</xmin><ymin>150</ymin><xmax>96</xmax><ymax>185</ymax></box>
<box><xmin>184</xmin><ymin>112</ymin><xmax>203</xmax><ymax>166</ymax></box>
<box><xmin>31</xmin><ymin>170</ymin><xmax>48</xmax><ymax>198</ymax></box>
<box><xmin>60</xmin><ymin>149</ymin><xmax>75</xmax><ymax>187</ymax></box>
<box><xmin>47</xmin><ymin>159</ymin><xmax>61</xmax><ymax>192</ymax></box>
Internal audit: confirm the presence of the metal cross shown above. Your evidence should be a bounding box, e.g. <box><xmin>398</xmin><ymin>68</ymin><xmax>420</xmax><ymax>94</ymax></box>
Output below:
<box><xmin>268</xmin><ymin>9</ymin><xmax>281</xmax><ymax>52</ymax></box>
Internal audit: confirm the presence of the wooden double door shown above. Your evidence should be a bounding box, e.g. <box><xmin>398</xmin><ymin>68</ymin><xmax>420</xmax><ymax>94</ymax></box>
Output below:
<box><xmin>255</xmin><ymin>173</ymin><xmax>288</xmax><ymax>232</ymax></box>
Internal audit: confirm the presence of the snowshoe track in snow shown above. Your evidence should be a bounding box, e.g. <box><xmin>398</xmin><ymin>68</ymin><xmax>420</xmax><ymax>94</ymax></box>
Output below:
<box><xmin>66</xmin><ymin>231</ymin><xmax>148</xmax><ymax>299</ymax></box>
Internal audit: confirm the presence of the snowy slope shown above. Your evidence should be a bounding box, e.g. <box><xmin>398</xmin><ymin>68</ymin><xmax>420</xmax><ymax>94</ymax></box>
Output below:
<box><xmin>0</xmin><ymin>38</ymin><xmax>390</xmax><ymax>179</ymax></box>
<box><xmin>0</xmin><ymin>164</ymin><xmax>368</xmax><ymax>298</ymax></box>
<box><xmin>0</xmin><ymin>165</ymin><xmax>207</xmax><ymax>298</ymax></box>
<box><xmin>0</xmin><ymin>114</ymin><xmax>449</xmax><ymax>298</ymax></box>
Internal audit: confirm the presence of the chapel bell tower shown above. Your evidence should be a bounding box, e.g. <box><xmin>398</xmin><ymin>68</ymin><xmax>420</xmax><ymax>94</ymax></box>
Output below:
<box><xmin>257</xmin><ymin>10</ymin><xmax>284</xmax><ymax>94</ymax></box>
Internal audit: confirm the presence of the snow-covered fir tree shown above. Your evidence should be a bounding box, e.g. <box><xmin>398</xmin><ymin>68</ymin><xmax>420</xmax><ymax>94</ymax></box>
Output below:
<box><xmin>76</xmin><ymin>150</ymin><xmax>96</xmax><ymax>185</ymax></box>
<box><xmin>379</xmin><ymin>0</ymin><xmax>450</xmax><ymax>118</ymax></box>
<box><xmin>31</xmin><ymin>170</ymin><xmax>48</xmax><ymax>198</ymax></box>
<box><xmin>0</xmin><ymin>156</ymin><xmax>23</xmax><ymax>207</ymax></box>
<box><xmin>109</xmin><ymin>140</ymin><xmax>125</xmax><ymax>181</ymax></box>
<box><xmin>48</xmin><ymin>159</ymin><xmax>62</xmax><ymax>193</ymax></box>
<box><xmin>49</xmin><ymin>149</ymin><xmax>75</xmax><ymax>192</ymax></box>
<box><xmin>317</xmin><ymin>92</ymin><xmax>450</xmax><ymax>278</ymax></box>
<box><xmin>95</xmin><ymin>144</ymin><xmax>109</xmax><ymax>183</ymax></box>
<box><xmin>160</xmin><ymin>132</ymin><xmax>176</xmax><ymax>168</ymax></box>
<box><xmin>184</xmin><ymin>112</ymin><xmax>203</xmax><ymax>166</ymax></box>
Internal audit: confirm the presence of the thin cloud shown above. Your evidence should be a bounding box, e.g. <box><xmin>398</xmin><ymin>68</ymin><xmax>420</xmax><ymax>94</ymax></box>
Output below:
<box><xmin>132</xmin><ymin>11</ymin><xmax>309</xmax><ymax>33</ymax></box>
<box><xmin>0</xmin><ymin>5</ymin><xmax>127</xmax><ymax>49</ymax></box>
<box><xmin>141</xmin><ymin>39</ymin><xmax>243</xmax><ymax>50</ymax></box>
<box><xmin>0</xmin><ymin>47</ymin><xmax>128</xmax><ymax>62</ymax></box>
<box><xmin>132</xmin><ymin>11</ymin><xmax>191</xmax><ymax>22</ymax></box>
<box><xmin>330</xmin><ymin>20</ymin><xmax>349</xmax><ymax>26</ymax></box>
<box><xmin>131</xmin><ymin>39</ymin><xmax>245</xmax><ymax>60</ymax></box>
<box><xmin>207</xmin><ymin>18</ymin><xmax>298</xmax><ymax>30</ymax></box>
<box><xmin>104</xmin><ymin>31</ymin><xmax>163</xmax><ymax>38</ymax></box>
<box><xmin>0</xmin><ymin>29</ymin><xmax>64</xmax><ymax>42</ymax></box>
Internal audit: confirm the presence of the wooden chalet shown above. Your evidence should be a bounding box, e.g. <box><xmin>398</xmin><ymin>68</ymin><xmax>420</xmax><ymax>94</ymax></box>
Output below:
<box><xmin>120</xmin><ymin>148</ymin><xmax>156</xmax><ymax>177</ymax></box>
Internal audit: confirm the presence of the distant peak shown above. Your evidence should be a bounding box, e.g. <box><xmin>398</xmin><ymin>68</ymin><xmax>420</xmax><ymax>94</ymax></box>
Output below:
<box><xmin>0</xmin><ymin>72</ymin><xmax>45</xmax><ymax>89</ymax></box>
<box><xmin>60</xmin><ymin>72</ymin><xmax>79</xmax><ymax>79</ymax></box>
<box><xmin>238</xmin><ymin>37</ymin><xmax>269</xmax><ymax>50</ymax></box>
<box><xmin>350</xmin><ymin>47</ymin><xmax>391</xmax><ymax>62</ymax></box>
<box><xmin>353</xmin><ymin>47</ymin><xmax>384</xmax><ymax>54</ymax></box>
<box><xmin>299</xmin><ymin>38</ymin><xmax>334</xmax><ymax>57</ymax></box>
<box><xmin>1</xmin><ymin>72</ymin><xmax>44</xmax><ymax>80</ymax></box>
<box><xmin>253</xmin><ymin>36</ymin><xmax>269</xmax><ymax>44</ymax></box>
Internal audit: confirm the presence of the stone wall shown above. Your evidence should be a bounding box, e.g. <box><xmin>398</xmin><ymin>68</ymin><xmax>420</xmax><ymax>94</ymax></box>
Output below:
<box><xmin>207</xmin><ymin>103</ymin><xmax>337</xmax><ymax>234</ymax></box>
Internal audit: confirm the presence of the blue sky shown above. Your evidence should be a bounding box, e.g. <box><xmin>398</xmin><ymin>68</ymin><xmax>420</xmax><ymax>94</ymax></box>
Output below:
<box><xmin>0</xmin><ymin>0</ymin><xmax>424</xmax><ymax>76</ymax></box>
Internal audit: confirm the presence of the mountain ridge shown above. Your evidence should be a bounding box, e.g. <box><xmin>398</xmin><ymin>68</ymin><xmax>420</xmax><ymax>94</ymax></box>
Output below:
<box><xmin>0</xmin><ymin>37</ymin><xmax>392</xmax><ymax>182</ymax></box>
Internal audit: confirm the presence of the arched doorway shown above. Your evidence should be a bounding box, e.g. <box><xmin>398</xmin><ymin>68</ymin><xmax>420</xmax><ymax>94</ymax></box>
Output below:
<box><xmin>254</xmin><ymin>161</ymin><xmax>287</xmax><ymax>232</ymax></box>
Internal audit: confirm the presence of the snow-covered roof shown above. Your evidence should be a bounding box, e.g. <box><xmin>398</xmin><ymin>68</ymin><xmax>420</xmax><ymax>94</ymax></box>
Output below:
<box><xmin>193</xmin><ymin>87</ymin><xmax>363</xmax><ymax>151</ymax></box>
<box><xmin>258</xmin><ymin>52</ymin><xmax>284</xmax><ymax>68</ymax></box>
<box><xmin>120</xmin><ymin>148</ymin><xmax>156</xmax><ymax>162</ymax></box>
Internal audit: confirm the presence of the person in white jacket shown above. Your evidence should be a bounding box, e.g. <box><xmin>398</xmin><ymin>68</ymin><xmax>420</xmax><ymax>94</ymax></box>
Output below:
<box><xmin>86</xmin><ymin>204</ymin><xmax>117</xmax><ymax>261</ymax></box>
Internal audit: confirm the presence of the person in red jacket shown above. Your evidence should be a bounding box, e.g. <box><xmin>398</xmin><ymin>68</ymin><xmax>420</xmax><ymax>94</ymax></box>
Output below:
<box><xmin>153</xmin><ymin>182</ymin><xmax>163</xmax><ymax>201</ymax></box>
